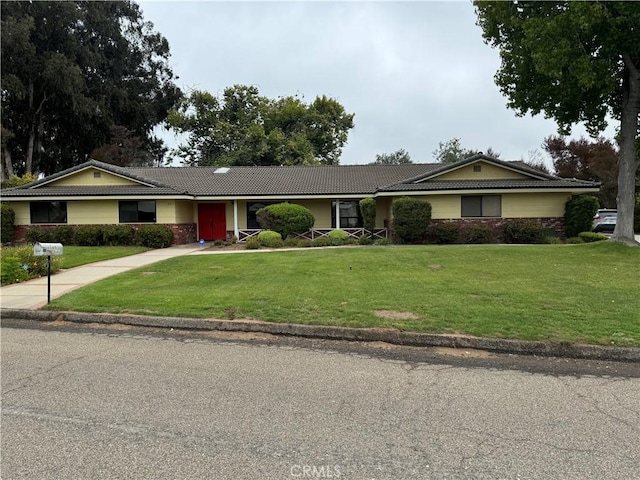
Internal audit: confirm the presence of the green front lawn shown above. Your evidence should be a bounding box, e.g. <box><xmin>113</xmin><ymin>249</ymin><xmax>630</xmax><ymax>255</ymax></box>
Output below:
<box><xmin>60</xmin><ymin>246</ymin><xmax>148</xmax><ymax>269</ymax></box>
<box><xmin>45</xmin><ymin>243</ymin><xmax>640</xmax><ymax>346</ymax></box>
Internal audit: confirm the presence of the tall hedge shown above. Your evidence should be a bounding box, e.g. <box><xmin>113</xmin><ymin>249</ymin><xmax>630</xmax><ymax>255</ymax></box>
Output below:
<box><xmin>256</xmin><ymin>203</ymin><xmax>315</xmax><ymax>239</ymax></box>
<box><xmin>564</xmin><ymin>195</ymin><xmax>599</xmax><ymax>238</ymax></box>
<box><xmin>1</xmin><ymin>203</ymin><xmax>15</xmax><ymax>244</ymax></box>
<box><xmin>359</xmin><ymin>197</ymin><xmax>376</xmax><ymax>235</ymax></box>
<box><xmin>391</xmin><ymin>197</ymin><xmax>432</xmax><ymax>243</ymax></box>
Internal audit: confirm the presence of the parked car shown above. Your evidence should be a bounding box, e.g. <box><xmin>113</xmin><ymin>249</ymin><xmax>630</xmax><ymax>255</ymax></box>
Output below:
<box><xmin>593</xmin><ymin>209</ymin><xmax>617</xmax><ymax>230</ymax></box>
<box><xmin>593</xmin><ymin>214</ymin><xmax>617</xmax><ymax>233</ymax></box>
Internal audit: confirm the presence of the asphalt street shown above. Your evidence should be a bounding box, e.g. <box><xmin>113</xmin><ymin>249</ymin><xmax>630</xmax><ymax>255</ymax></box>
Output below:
<box><xmin>2</xmin><ymin>320</ymin><xmax>639</xmax><ymax>480</ymax></box>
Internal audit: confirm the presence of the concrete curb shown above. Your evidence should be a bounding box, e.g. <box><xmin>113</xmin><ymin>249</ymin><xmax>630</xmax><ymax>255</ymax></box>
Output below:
<box><xmin>3</xmin><ymin>308</ymin><xmax>639</xmax><ymax>363</ymax></box>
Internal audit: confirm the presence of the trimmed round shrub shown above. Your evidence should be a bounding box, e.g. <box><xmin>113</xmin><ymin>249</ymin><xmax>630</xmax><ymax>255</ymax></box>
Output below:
<box><xmin>465</xmin><ymin>224</ymin><xmax>493</xmax><ymax>244</ymax></box>
<box><xmin>74</xmin><ymin>225</ymin><xmax>104</xmax><ymax>246</ymax></box>
<box><xmin>502</xmin><ymin>220</ymin><xmax>544</xmax><ymax>244</ymax></box>
<box><xmin>256</xmin><ymin>203</ymin><xmax>315</xmax><ymax>239</ymax></box>
<box><xmin>391</xmin><ymin>197</ymin><xmax>432</xmax><ymax>243</ymax></box>
<box><xmin>359</xmin><ymin>197</ymin><xmax>376</xmax><ymax>235</ymax></box>
<box><xmin>52</xmin><ymin>225</ymin><xmax>75</xmax><ymax>244</ymax></box>
<box><xmin>433</xmin><ymin>223</ymin><xmax>459</xmax><ymax>244</ymax></box>
<box><xmin>245</xmin><ymin>237</ymin><xmax>260</xmax><ymax>249</ymax></box>
<box><xmin>136</xmin><ymin>224</ymin><xmax>173</xmax><ymax>248</ymax></box>
<box><xmin>327</xmin><ymin>229</ymin><xmax>349</xmax><ymax>245</ymax></box>
<box><xmin>565</xmin><ymin>194</ymin><xmax>599</xmax><ymax>238</ymax></box>
<box><xmin>25</xmin><ymin>227</ymin><xmax>53</xmax><ymax>244</ymax></box>
<box><xmin>578</xmin><ymin>231</ymin><xmax>609</xmax><ymax>243</ymax></box>
<box><xmin>1</xmin><ymin>203</ymin><xmax>15</xmax><ymax>244</ymax></box>
<box><xmin>257</xmin><ymin>230</ymin><xmax>284</xmax><ymax>248</ymax></box>
<box><xmin>102</xmin><ymin>225</ymin><xmax>135</xmax><ymax>246</ymax></box>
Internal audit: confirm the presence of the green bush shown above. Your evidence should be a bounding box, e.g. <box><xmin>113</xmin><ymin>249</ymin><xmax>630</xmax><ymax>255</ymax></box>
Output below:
<box><xmin>465</xmin><ymin>224</ymin><xmax>493</xmax><ymax>244</ymax></box>
<box><xmin>257</xmin><ymin>230</ymin><xmax>284</xmax><ymax>248</ymax></box>
<box><xmin>502</xmin><ymin>220</ymin><xmax>545</xmax><ymax>244</ymax></box>
<box><xmin>358</xmin><ymin>235</ymin><xmax>374</xmax><ymax>246</ymax></box>
<box><xmin>327</xmin><ymin>229</ymin><xmax>349</xmax><ymax>245</ymax></box>
<box><xmin>297</xmin><ymin>239</ymin><xmax>312</xmax><ymax>248</ymax></box>
<box><xmin>245</xmin><ymin>237</ymin><xmax>260</xmax><ymax>249</ymax></box>
<box><xmin>311</xmin><ymin>237</ymin><xmax>333</xmax><ymax>247</ymax></box>
<box><xmin>543</xmin><ymin>236</ymin><xmax>562</xmax><ymax>244</ymax></box>
<box><xmin>25</xmin><ymin>227</ymin><xmax>53</xmax><ymax>244</ymax></box>
<box><xmin>1</xmin><ymin>203</ymin><xmax>16</xmax><ymax>244</ymax></box>
<box><xmin>0</xmin><ymin>256</ymin><xmax>29</xmax><ymax>285</ymax></box>
<box><xmin>578</xmin><ymin>231</ymin><xmax>609</xmax><ymax>243</ymax></box>
<box><xmin>52</xmin><ymin>225</ymin><xmax>75</xmax><ymax>244</ymax></box>
<box><xmin>566</xmin><ymin>237</ymin><xmax>585</xmax><ymax>244</ymax></box>
<box><xmin>283</xmin><ymin>237</ymin><xmax>302</xmax><ymax>248</ymax></box>
<box><xmin>136</xmin><ymin>225</ymin><xmax>174</xmax><ymax>248</ymax></box>
<box><xmin>74</xmin><ymin>225</ymin><xmax>104</xmax><ymax>246</ymax></box>
<box><xmin>102</xmin><ymin>225</ymin><xmax>135</xmax><ymax>246</ymax></box>
<box><xmin>391</xmin><ymin>197</ymin><xmax>432</xmax><ymax>243</ymax></box>
<box><xmin>433</xmin><ymin>223</ymin><xmax>460</xmax><ymax>244</ymax></box>
<box><xmin>0</xmin><ymin>245</ymin><xmax>62</xmax><ymax>285</ymax></box>
<box><xmin>373</xmin><ymin>238</ymin><xmax>389</xmax><ymax>245</ymax></box>
<box><xmin>359</xmin><ymin>197</ymin><xmax>376</xmax><ymax>236</ymax></box>
<box><xmin>565</xmin><ymin>194</ymin><xmax>599</xmax><ymax>238</ymax></box>
<box><xmin>256</xmin><ymin>203</ymin><xmax>315</xmax><ymax>239</ymax></box>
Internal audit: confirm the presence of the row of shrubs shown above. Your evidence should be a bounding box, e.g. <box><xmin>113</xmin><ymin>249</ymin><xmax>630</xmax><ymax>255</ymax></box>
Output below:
<box><xmin>23</xmin><ymin>224</ymin><xmax>174</xmax><ymax>249</ymax></box>
<box><xmin>410</xmin><ymin>220</ymin><xmax>552</xmax><ymax>245</ymax></box>
<box><xmin>244</xmin><ymin>230</ymin><xmax>390</xmax><ymax>249</ymax></box>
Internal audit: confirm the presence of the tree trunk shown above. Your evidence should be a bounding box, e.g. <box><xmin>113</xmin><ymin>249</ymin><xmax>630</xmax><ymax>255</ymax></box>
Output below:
<box><xmin>4</xmin><ymin>149</ymin><xmax>15</xmax><ymax>178</ymax></box>
<box><xmin>613</xmin><ymin>56</ymin><xmax>640</xmax><ymax>245</ymax></box>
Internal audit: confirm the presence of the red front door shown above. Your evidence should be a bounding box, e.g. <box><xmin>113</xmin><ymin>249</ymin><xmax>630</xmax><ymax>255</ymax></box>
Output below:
<box><xmin>198</xmin><ymin>204</ymin><xmax>227</xmax><ymax>240</ymax></box>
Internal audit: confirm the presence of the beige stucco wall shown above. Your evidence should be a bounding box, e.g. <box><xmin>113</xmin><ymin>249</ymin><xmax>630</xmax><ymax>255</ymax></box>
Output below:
<box><xmin>69</xmin><ymin>200</ymin><xmax>119</xmax><ymax>224</ymax></box>
<box><xmin>175</xmin><ymin>200</ymin><xmax>195</xmax><ymax>224</ymax></box>
<box><xmin>9</xmin><ymin>202</ymin><xmax>31</xmax><ymax>225</ymax></box>
<box><xmin>502</xmin><ymin>192</ymin><xmax>570</xmax><ymax>218</ymax></box>
<box><xmin>48</xmin><ymin>168</ymin><xmax>139</xmax><ymax>186</ymax></box>
<box><xmin>431</xmin><ymin>162</ymin><xmax>528</xmax><ymax>181</ymax></box>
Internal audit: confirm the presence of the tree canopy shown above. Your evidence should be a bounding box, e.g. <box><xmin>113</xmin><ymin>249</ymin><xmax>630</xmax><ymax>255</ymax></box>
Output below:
<box><xmin>167</xmin><ymin>85</ymin><xmax>355</xmax><ymax>166</ymax></box>
<box><xmin>0</xmin><ymin>0</ymin><xmax>181</xmax><ymax>178</ymax></box>
<box><xmin>432</xmin><ymin>137</ymin><xmax>500</xmax><ymax>164</ymax></box>
<box><xmin>544</xmin><ymin>136</ymin><xmax>619</xmax><ymax>209</ymax></box>
<box><xmin>370</xmin><ymin>149</ymin><xmax>413</xmax><ymax>165</ymax></box>
<box><xmin>474</xmin><ymin>1</ymin><xmax>640</xmax><ymax>244</ymax></box>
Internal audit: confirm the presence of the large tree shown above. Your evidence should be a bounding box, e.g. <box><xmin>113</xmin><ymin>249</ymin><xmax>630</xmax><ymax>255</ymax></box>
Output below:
<box><xmin>544</xmin><ymin>136</ymin><xmax>619</xmax><ymax>209</ymax></box>
<box><xmin>432</xmin><ymin>137</ymin><xmax>500</xmax><ymax>163</ymax></box>
<box><xmin>0</xmin><ymin>1</ymin><xmax>181</xmax><ymax>177</ymax></box>
<box><xmin>370</xmin><ymin>148</ymin><xmax>413</xmax><ymax>165</ymax></box>
<box><xmin>475</xmin><ymin>1</ymin><xmax>640</xmax><ymax>244</ymax></box>
<box><xmin>167</xmin><ymin>85</ymin><xmax>355</xmax><ymax>166</ymax></box>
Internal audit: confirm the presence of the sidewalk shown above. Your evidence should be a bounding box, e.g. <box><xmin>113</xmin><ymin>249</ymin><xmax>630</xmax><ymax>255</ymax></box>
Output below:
<box><xmin>0</xmin><ymin>244</ymin><xmax>203</xmax><ymax>309</ymax></box>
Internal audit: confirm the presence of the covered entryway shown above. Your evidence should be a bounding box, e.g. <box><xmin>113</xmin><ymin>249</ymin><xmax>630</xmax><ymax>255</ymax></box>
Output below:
<box><xmin>198</xmin><ymin>203</ymin><xmax>227</xmax><ymax>240</ymax></box>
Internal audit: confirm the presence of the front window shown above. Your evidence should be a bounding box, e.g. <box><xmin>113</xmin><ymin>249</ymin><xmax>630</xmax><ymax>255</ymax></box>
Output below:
<box><xmin>119</xmin><ymin>201</ymin><xmax>156</xmax><ymax>223</ymax></box>
<box><xmin>30</xmin><ymin>201</ymin><xmax>67</xmax><ymax>224</ymax></box>
<box><xmin>247</xmin><ymin>202</ymin><xmax>276</xmax><ymax>229</ymax></box>
<box><xmin>461</xmin><ymin>195</ymin><xmax>501</xmax><ymax>217</ymax></box>
<box><xmin>331</xmin><ymin>201</ymin><xmax>363</xmax><ymax>228</ymax></box>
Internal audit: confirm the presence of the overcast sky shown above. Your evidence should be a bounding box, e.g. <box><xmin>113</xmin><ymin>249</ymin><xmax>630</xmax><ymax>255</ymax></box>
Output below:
<box><xmin>139</xmin><ymin>0</ymin><xmax>615</xmax><ymax>167</ymax></box>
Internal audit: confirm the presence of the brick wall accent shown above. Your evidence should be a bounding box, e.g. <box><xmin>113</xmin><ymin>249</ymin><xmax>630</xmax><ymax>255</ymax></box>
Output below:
<box><xmin>429</xmin><ymin>217</ymin><xmax>565</xmax><ymax>243</ymax></box>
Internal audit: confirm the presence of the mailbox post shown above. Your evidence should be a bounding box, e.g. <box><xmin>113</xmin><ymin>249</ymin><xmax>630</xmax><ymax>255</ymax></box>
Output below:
<box><xmin>33</xmin><ymin>242</ymin><xmax>64</xmax><ymax>303</ymax></box>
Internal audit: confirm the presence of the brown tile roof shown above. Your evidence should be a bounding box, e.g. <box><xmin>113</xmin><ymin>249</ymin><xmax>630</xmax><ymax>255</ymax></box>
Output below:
<box><xmin>1</xmin><ymin>156</ymin><xmax>599</xmax><ymax>199</ymax></box>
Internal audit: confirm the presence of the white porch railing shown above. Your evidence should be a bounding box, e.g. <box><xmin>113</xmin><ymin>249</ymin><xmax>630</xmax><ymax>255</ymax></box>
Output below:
<box><xmin>236</xmin><ymin>228</ymin><xmax>388</xmax><ymax>243</ymax></box>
